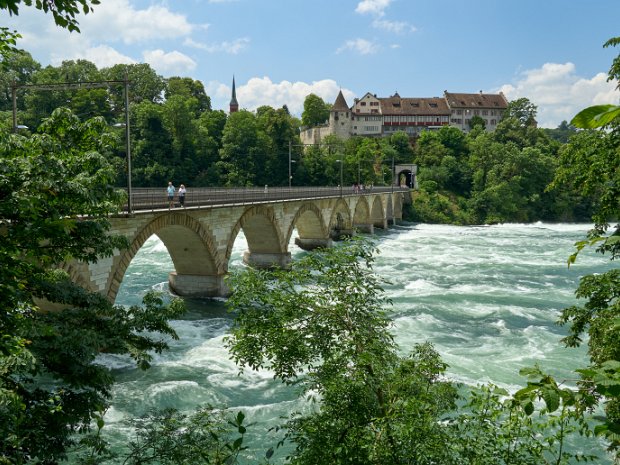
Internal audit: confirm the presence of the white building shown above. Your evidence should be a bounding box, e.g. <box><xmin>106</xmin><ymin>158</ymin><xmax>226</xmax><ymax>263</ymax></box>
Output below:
<box><xmin>300</xmin><ymin>89</ymin><xmax>509</xmax><ymax>145</ymax></box>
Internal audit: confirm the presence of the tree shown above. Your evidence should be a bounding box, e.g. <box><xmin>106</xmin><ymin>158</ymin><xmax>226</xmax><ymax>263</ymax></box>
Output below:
<box><xmin>0</xmin><ymin>108</ymin><xmax>185</xmax><ymax>462</ymax></box>
<box><xmin>0</xmin><ymin>49</ymin><xmax>40</xmax><ymax>112</ymax></box>
<box><xmin>225</xmin><ymin>240</ymin><xmax>460</xmax><ymax>464</ymax></box>
<box><xmin>102</xmin><ymin>63</ymin><xmax>166</xmax><ymax>109</ymax></box>
<box><xmin>1</xmin><ymin>0</ymin><xmax>100</xmax><ymax>33</ymax></box>
<box><xmin>301</xmin><ymin>93</ymin><xmax>330</xmax><ymax>127</ymax></box>
<box><xmin>256</xmin><ymin>105</ymin><xmax>300</xmax><ymax>186</ymax></box>
<box><xmin>548</xmin><ymin>36</ymin><xmax>620</xmax><ymax>457</ymax></box>
<box><xmin>165</xmin><ymin>76</ymin><xmax>211</xmax><ymax>115</ymax></box>
<box><xmin>502</xmin><ymin>97</ymin><xmax>538</xmax><ymax>127</ymax></box>
<box><xmin>469</xmin><ymin>114</ymin><xmax>486</xmax><ymax>130</ymax></box>
<box><xmin>224</xmin><ymin>239</ymin><xmax>602</xmax><ymax>464</ymax></box>
<box><xmin>543</xmin><ymin>120</ymin><xmax>577</xmax><ymax>143</ymax></box>
<box><xmin>218</xmin><ymin>110</ymin><xmax>269</xmax><ymax>186</ymax></box>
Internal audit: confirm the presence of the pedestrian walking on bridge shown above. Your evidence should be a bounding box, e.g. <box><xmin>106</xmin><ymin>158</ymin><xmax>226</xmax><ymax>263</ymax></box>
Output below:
<box><xmin>167</xmin><ymin>181</ymin><xmax>175</xmax><ymax>209</ymax></box>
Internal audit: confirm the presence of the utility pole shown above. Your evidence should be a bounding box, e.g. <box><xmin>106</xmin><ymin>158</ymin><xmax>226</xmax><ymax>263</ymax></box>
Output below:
<box><xmin>10</xmin><ymin>78</ymin><xmax>133</xmax><ymax>212</ymax></box>
<box><xmin>124</xmin><ymin>73</ymin><xmax>133</xmax><ymax>214</ymax></box>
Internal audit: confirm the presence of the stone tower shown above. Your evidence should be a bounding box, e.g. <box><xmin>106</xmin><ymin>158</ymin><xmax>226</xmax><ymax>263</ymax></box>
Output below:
<box><xmin>329</xmin><ymin>90</ymin><xmax>352</xmax><ymax>139</ymax></box>
<box><xmin>229</xmin><ymin>76</ymin><xmax>239</xmax><ymax>113</ymax></box>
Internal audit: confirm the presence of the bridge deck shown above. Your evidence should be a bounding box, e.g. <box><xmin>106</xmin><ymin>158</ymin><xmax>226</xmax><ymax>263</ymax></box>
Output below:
<box><xmin>121</xmin><ymin>186</ymin><xmax>408</xmax><ymax>214</ymax></box>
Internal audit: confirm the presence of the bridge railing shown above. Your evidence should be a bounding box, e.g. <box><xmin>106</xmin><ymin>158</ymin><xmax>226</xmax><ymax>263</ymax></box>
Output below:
<box><xmin>121</xmin><ymin>186</ymin><xmax>408</xmax><ymax>212</ymax></box>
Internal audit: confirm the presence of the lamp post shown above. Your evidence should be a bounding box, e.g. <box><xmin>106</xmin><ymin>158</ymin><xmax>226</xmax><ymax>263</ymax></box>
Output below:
<box><xmin>336</xmin><ymin>159</ymin><xmax>343</xmax><ymax>197</ymax></box>
<box><xmin>391</xmin><ymin>155</ymin><xmax>395</xmax><ymax>193</ymax></box>
<box><xmin>123</xmin><ymin>73</ymin><xmax>132</xmax><ymax>214</ymax></box>
<box><xmin>288</xmin><ymin>140</ymin><xmax>292</xmax><ymax>188</ymax></box>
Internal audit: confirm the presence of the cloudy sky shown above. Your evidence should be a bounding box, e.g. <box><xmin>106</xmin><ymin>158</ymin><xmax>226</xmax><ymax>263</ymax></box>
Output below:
<box><xmin>5</xmin><ymin>0</ymin><xmax>620</xmax><ymax>127</ymax></box>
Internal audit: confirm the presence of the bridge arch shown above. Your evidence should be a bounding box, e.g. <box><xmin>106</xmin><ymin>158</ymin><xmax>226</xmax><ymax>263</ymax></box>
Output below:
<box><xmin>328</xmin><ymin>198</ymin><xmax>353</xmax><ymax>238</ymax></box>
<box><xmin>226</xmin><ymin>205</ymin><xmax>289</xmax><ymax>269</ymax></box>
<box><xmin>108</xmin><ymin>213</ymin><xmax>220</xmax><ymax>302</ymax></box>
<box><xmin>369</xmin><ymin>196</ymin><xmax>386</xmax><ymax>228</ymax></box>
<box><xmin>352</xmin><ymin>197</ymin><xmax>370</xmax><ymax>224</ymax></box>
<box><xmin>285</xmin><ymin>202</ymin><xmax>329</xmax><ymax>247</ymax></box>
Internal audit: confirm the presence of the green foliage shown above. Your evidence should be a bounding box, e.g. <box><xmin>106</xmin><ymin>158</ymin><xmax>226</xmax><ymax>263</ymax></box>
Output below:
<box><xmin>469</xmin><ymin>114</ymin><xmax>486</xmax><ymax>130</ymax></box>
<box><xmin>224</xmin><ymin>239</ymin><xmax>606</xmax><ymax>463</ymax></box>
<box><xmin>550</xmin><ymin>35</ymin><xmax>620</xmax><ymax>460</ymax></box>
<box><xmin>572</xmin><ymin>105</ymin><xmax>620</xmax><ymax>129</ymax></box>
<box><xmin>218</xmin><ymin>110</ymin><xmax>269</xmax><ymax>187</ymax></box>
<box><xmin>453</xmin><ymin>373</ymin><xmax>599</xmax><ymax>465</ymax></box>
<box><xmin>0</xmin><ymin>108</ymin><xmax>185</xmax><ymax>463</ymax></box>
<box><xmin>502</xmin><ymin>97</ymin><xmax>538</xmax><ymax>127</ymax></box>
<box><xmin>543</xmin><ymin>120</ymin><xmax>577</xmax><ymax>143</ymax></box>
<box><xmin>0</xmin><ymin>29</ymin><xmax>22</xmax><ymax>66</ymax></box>
<box><xmin>226</xmin><ymin>240</ymin><xmax>463</xmax><ymax>464</ymax></box>
<box><xmin>115</xmin><ymin>407</ymin><xmax>249</xmax><ymax>465</ymax></box>
<box><xmin>301</xmin><ymin>93</ymin><xmax>330</xmax><ymax>127</ymax></box>
<box><xmin>0</xmin><ymin>0</ymin><xmax>100</xmax><ymax>33</ymax></box>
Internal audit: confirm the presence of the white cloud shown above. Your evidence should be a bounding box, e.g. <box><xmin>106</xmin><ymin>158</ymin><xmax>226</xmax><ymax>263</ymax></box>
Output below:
<box><xmin>66</xmin><ymin>45</ymin><xmax>136</xmax><ymax>68</ymax></box>
<box><xmin>355</xmin><ymin>0</ymin><xmax>392</xmax><ymax>16</ymax></box>
<box><xmin>497</xmin><ymin>62</ymin><xmax>618</xmax><ymax>128</ymax></box>
<box><xmin>336</xmin><ymin>38</ymin><xmax>379</xmax><ymax>55</ymax></box>
<box><xmin>372</xmin><ymin>18</ymin><xmax>416</xmax><ymax>34</ymax></box>
<box><xmin>206</xmin><ymin>77</ymin><xmax>355</xmax><ymax>116</ymax></box>
<box><xmin>183</xmin><ymin>37</ymin><xmax>250</xmax><ymax>54</ymax></box>
<box><xmin>143</xmin><ymin>49</ymin><xmax>197</xmax><ymax>76</ymax></box>
<box><xmin>8</xmin><ymin>0</ymin><xmax>196</xmax><ymax>70</ymax></box>
<box><xmin>80</xmin><ymin>0</ymin><xmax>194</xmax><ymax>44</ymax></box>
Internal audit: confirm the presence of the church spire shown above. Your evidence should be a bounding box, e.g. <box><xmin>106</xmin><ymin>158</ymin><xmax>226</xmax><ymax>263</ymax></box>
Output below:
<box><xmin>229</xmin><ymin>75</ymin><xmax>239</xmax><ymax>113</ymax></box>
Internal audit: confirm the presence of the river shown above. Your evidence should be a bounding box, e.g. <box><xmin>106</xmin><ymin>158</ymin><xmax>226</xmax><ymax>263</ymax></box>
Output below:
<box><xmin>96</xmin><ymin>222</ymin><xmax>613</xmax><ymax>463</ymax></box>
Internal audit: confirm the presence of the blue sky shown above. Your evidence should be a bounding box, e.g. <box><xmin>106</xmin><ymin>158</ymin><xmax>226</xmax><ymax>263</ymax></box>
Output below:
<box><xmin>5</xmin><ymin>0</ymin><xmax>620</xmax><ymax>127</ymax></box>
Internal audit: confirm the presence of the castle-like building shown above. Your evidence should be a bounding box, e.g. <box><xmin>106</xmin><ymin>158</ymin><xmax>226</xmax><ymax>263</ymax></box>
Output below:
<box><xmin>300</xmin><ymin>90</ymin><xmax>509</xmax><ymax>145</ymax></box>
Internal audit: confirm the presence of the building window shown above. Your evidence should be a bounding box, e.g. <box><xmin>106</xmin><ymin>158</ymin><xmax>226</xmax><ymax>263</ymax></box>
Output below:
<box><xmin>457</xmin><ymin>110</ymin><xmax>463</xmax><ymax>115</ymax></box>
<box><xmin>361</xmin><ymin>102</ymin><xmax>366</xmax><ymax>106</ymax></box>
<box><xmin>482</xmin><ymin>110</ymin><xmax>488</xmax><ymax>115</ymax></box>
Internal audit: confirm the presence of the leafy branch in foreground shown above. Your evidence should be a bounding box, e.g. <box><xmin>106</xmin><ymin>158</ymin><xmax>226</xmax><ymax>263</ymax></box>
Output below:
<box><xmin>550</xmin><ymin>36</ymin><xmax>620</xmax><ymax>458</ymax></box>
<box><xmin>225</xmin><ymin>239</ymin><xmax>603</xmax><ymax>464</ymax></box>
<box><xmin>0</xmin><ymin>108</ymin><xmax>185</xmax><ymax>463</ymax></box>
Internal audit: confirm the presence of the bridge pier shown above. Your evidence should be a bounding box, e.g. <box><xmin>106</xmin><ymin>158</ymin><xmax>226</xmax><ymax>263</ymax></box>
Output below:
<box><xmin>373</xmin><ymin>218</ymin><xmax>388</xmax><ymax>229</ymax></box>
<box><xmin>168</xmin><ymin>272</ymin><xmax>229</xmax><ymax>298</ymax></box>
<box><xmin>295</xmin><ymin>237</ymin><xmax>333</xmax><ymax>251</ymax></box>
<box><xmin>354</xmin><ymin>223</ymin><xmax>374</xmax><ymax>234</ymax></box>
<box><xmin>331</xmin><ymin>228</ymin><xmax>354</xmax><ymax>240</ymax></box>
<box><xmin>243</xmin><ymin>251</ymin><xmax>292</xmax><ymax>269</ymax></box>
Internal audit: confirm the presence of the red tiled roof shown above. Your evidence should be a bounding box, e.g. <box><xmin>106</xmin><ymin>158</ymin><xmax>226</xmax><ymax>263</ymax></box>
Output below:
<box><xmin>444</xmin><ymin>91</ymin><xmax>508</xmax><ymax>109</ymax></box>
<box><xmin>379</xmin><ymin>97</ymin><xmax>450</xmax><ymax>116</ymax></box>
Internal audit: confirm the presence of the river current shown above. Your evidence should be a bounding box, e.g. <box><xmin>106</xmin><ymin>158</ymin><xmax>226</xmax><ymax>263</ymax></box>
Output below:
<box><xmin>97</xmin><ymin>222</ymin><xmax>613</xmax><ymax>462</ymax></box>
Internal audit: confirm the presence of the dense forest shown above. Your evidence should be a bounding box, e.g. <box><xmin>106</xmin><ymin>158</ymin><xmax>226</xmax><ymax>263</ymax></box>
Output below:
<box><xmin>1</xmin><ymin>2</ymin><xmax>619</xmax><ymax>463</ymax></box>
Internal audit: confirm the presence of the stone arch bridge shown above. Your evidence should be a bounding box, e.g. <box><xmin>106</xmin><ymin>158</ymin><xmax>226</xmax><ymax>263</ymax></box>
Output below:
<box><xmin>68</xmin><ymin>187</ymin><xmax>408</xmax><ymax>301</ymax></box>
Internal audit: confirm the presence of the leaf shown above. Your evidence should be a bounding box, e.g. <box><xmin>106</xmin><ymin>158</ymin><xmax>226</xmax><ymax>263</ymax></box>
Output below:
<box><xmin>542</xmin><ymin>388</ymin><xmax>560</xmax><ymax>413</ymax></box>
<box><xmin>571</xmin><ymin>104</ymin><xmax>620</xmax><ymax>128</ymax></box>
